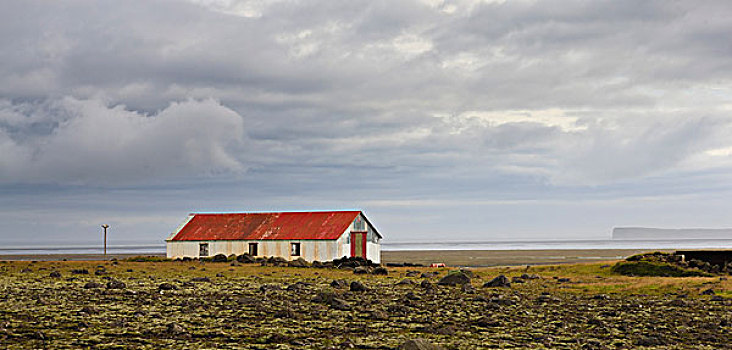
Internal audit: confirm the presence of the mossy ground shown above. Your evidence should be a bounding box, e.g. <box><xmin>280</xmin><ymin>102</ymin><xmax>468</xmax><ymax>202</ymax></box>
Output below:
<box><xmin>0</xmin><ymin>259</ymin><xmax>729</xmax><ymax>349</ymax></box>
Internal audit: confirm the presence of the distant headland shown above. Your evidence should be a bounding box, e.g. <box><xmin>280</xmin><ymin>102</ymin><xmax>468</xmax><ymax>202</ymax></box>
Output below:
<box><xmin>612</xmin><ymin>227</ymin><xmax>732</xmax><ymax>240</ymax></box>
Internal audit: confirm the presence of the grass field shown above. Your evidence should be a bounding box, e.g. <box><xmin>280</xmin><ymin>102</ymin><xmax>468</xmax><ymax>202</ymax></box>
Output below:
<box><xmin>0</xmin><ymin>258</ymin><xmax>729</xmax><ymax>349</ymax></box>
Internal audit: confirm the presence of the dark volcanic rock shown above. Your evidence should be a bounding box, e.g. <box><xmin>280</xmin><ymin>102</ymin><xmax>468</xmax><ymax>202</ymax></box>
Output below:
<box><xmin>191</xmin><ymin>277</ymin><xmax>210</xmax><ymax>282</ymax></box>
<box><xmin>372</xmin><ymin>266</ymin><xmax>388</xmax><ymax>275</ymax></box>
<box><xmin>437</xmin><ymin>271</ymin><xmax>471</xmax><ymax>286</ymax></box>
<box><xmin>236</xmin><ymin>254</ymin><xmax>255</xmax><ymax>263</ymax></box>
<box><xmin>106</xmin><ymin>280</ymin><xmax>126</xmax><ymax>289</ymax></box>
<box><xmin>483</xmin><ymin>275</ymin><xmax>510</xmax><ymax>288</ymax></box>
<box><xmin>330</xmin><ymin>279</ymin><xmax>348</xmax><ymax>289</ymax></box>
<box><xmin>166</xmin><ymin>323</ymin><xmax>187</xmax><ymax>336</ymax></box>
<box><xmin>701</xmin><ymin>288</ymin><xmax>715</xmax><ymax>295</ymax></box>
<box><xmin>312</xmin><ymin>291</ymin><xmax>351</xmax><ymax>310</ymax></box>
<box><xmin>405</xmin><ymin>271</ymin><xmax>420</xmax><ymax>277</ymax></box>
<box><xmin>211</xmin><ymin>254</ymin><xmax>228</xmax><ymax>262</ymax></box>
<box><xmin>401</xmin><ymin>339</ymin><xmax>446</xmax><ymax>350</ymax></box>
<box><xmin>420</xmin><ymin>272</ymin><xmax>437</xmax><ymax>278</ymax></box>
<box><xmin>350</xmin><ymin>281</ymin><xmax>367</xmax><ymax>292</ymax></box>
<box><xmin>353</xmin><ymin>266</ymin><xmax>370</xmax><ymax>274</ymax></box>
<box><xmin>158</xmin><ymin>282</ymin><xmax>177</xmax><ymax>290</ymax></box>
<box><xmin>396</xmin><ymin>279</ymin><xmax>416</xmax><ymax>286</ymax></box>
<box><xmin>49</xmin><ymin>271</ymin><xmax>61</xmax><ymax>278</ymax></box>
<box><xmin>71</xmin><ymin>269</ymin><xmax>89</xmax><ymax>275</ymax></box>
<box><xmin>420</xmin><ymin>280</ymin><xmax>434</xmax><ymax>289</ymax></box>
<box><xmin>288</xmin><ymin>257</ymin><xmax>310</xmax><ymax>268</ymax></box>
<box><xmin>83</xmin><ymin>281</ymin><xmax>104</xmax><ymax>289</ymax></box>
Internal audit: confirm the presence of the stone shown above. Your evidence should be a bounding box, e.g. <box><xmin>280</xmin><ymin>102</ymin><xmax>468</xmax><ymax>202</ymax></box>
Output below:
<box><xmin>49</xmin><ymin>271</ymin><xmax>61</xmax><ymax>278</ymax></box>
<box><xmin>236</xmin><ymin>254</ymin><xmax>256</xmax><ymax>263</ymax></box>
<box><xmin>83</xmin><ymin>281</ymin><xmax>104</xmax><ymax>289</ymax></box>
<box><xmin>405</xmin><ymin>271</ymin><xmax>420</xmax><ymax>277</ymax></box>
<box><xmin>211</xmin><ymin>254</ymin><xmax>228</xmax><ymax>262</ymax></box>
<box><xmin>288</xmin><ymin>257</ymin><xmax>310</xmax><ymax>268</ymax></box>
<box><xmin>166</xmin><ymin>323</ymin><xmax>186</xmax><ymax>335</ymax></box>
<box><xmin>437</xmin><ymin>271</ymin><xmax>471</xmax><ymax>286</ymax></box>
<box><xmin>400</xmin><ymin>339</ymin><xmax>446</xmax><ymax>350</ymax></box>
<box><xmin>71</xmin><ymin>269</ymin><xmax>89</xmax><ymax>275</ymax></box>
<box><xmin>461</xmin><ymin>283</ymin><xmax>476</xmax><ymax>294</ymax></box>
<box><xmin>420</xmin><ymin>280</ymin><xmax>434</xmax><ymax>289</ymax></box>
<box><xmin>330</xmin><ymin>279</ymin><xmax>348</xmax><ymax>289</ymax></box>
<box><xmin>701</xmin><ymin>288</ymin><xmax>715</xmax><ymax>295</ymax></box>
<box><xmin>191</xmin><ymin>277</ymin><xmax>210</xmax><ymax>282</ymax></box>
<box><xmin>106</xmin><ymin>280</ymin><xmax>126</xmax><ymax>289</ymax></box>
<box><xmin>396</xmin><ymin>279</ymin><xmax>416</xmax><ymax>286</ymax></box>
<box><xmin>350</xmin><ymin>281</ymin><xmax>367</xmax><ymax>292</ymax></box>
<box><xmin>353</xmin><ymin>266</ymin><xmax>370</xmax><ymax>274</ymax></box>
<box><xmin>372</xmin><ymin>266</ymin><xmax>388</xmax><ymax>275</ymax></box>
<box><xmin>483</xmin><ymin>275</ymin><xmax>511</xmax><ymax>288</ymax></box>
<box><xmin>159</xmin><ymin>282</ymin><xmax>177</xmax><ymax>290</ymax></box>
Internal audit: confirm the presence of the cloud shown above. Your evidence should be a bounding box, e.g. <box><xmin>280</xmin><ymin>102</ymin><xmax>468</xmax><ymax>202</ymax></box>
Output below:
<box><xmin>0</xmin><ymin>98</ymin><xmax>246</xmax><ymax>185</ymax></box>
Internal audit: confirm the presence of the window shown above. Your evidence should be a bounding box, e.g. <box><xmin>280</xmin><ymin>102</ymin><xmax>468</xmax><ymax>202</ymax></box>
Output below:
<box><xmin>199</xmin><ymin>243</ymin><xmax>209</xmax><ymax>257</ymax></box>
<box><xmin>353</xmin><ymin>218</ymin><xmax>365</xmax><ymax>231</ymax></box>
<box><xmin>290</xmin><ymin>242</ymin><xmax>301</xmax><ymax>256</ymax></box>
<box><xmin>248</xmin><ymin>243</ymin><xmax>258</xmax><ymax>256</ymax></box>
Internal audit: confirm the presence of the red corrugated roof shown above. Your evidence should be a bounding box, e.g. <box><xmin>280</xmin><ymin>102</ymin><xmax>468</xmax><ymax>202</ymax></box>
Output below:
<box><xmin>171</xmin><ymin>211</ymin><xmax>362</xmax><ymax>241</ymax></box>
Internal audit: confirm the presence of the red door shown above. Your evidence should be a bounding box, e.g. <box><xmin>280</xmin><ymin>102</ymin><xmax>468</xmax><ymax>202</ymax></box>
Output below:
<box><xmin>350</xmin><ymin>232</ymin><xmax>366</xmax><ymax>259</ymax></box>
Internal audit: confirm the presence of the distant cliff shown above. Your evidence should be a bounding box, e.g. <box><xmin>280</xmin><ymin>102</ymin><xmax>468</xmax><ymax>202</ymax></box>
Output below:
<box><xmin>612</xmin><ymin>227</ymin><xmax>732</xmax><ymax>240</ymax></box>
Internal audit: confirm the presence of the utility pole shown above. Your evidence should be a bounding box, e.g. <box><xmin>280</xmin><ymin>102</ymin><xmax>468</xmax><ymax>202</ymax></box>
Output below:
<box><xmin>101</xmin><ymin>224</ymin><xmax>109</xmax><ymax>255</ymax></box>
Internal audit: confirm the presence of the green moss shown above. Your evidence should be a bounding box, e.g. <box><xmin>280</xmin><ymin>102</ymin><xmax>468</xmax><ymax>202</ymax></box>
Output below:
<box><xmin>611</xmin><ymin>261</ymin><xmax>712</xmax><ymax>277</ymax></box>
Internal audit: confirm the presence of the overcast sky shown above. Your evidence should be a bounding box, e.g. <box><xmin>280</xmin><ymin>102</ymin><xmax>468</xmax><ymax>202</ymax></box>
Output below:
<box><xmin>2</xmin><ymin>0</ymin><xmax>732</xmax><ymax>245</ymax></box>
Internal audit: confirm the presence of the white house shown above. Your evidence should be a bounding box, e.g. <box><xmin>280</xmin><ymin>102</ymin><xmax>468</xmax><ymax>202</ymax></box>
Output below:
<box><xmin>166</xmin><ymin>210</ymin><xmax>382</xmax><ymax>263</ymax></box>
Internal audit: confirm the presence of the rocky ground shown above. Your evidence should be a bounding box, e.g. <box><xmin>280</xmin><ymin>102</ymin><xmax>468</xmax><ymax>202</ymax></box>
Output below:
<box><xmin>0</xmin><ymin>259</ymin><xmax>730</xmax><ymax>349</ymax></box>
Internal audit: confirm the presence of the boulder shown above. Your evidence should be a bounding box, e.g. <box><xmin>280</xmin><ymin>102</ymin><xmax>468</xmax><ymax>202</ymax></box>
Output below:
<box><xmin>159</xmin><ymin>282</ymin><xmax>177</xmax><ymax>290</ymax></box>
<box><xmin>396</xmin><ymin>279</ymin><xmax>416</xmax><ymax>286</ymax></box>
<box><xmin>372</xmin><ymin>267</ymin><xmax>388</xmax><ymax>275</ymax></box>
<box><xmin>353</xmin><ymin>266</ymin><xmax>371</xmax><ymax>274</ymax></box>
<box><xmin>288</xmin><ymin>257</ymin><xmax>310</xmax><ymax>268</ymax></box>
<box><xmin>400</xmin><ymin>339</ymin><xmax>446</xmax><ymax>350</ymax></box>
<box><xmin>437</xmin><ymin>271</ymin><xmax>471</xmax><ymax>286</ymax></box>
<box><xmin>330</xmin><ymin>279</ymin><xmax>349</xmax><ymax>289</ymax></box>
<box><xmin>236</xmin><ymin>254</ymin><xmax>256</xmax><ymax>263</ymax></box>
<box><xmin>211</xmin><ymin>254</ymin><xmax>228</xmax><ymax>263</ymax></box>
<box><xmin>350</xmin><ymin>281</ymin><xmax>367</xmax><ymax>292</ymax></box>
<box><xmin>83</xmin><ymin>281</ymin><xmax>104</xmax><ymax>289</ymax></box>
<box><xmin>420</xmin><ymin>280</ymin><xmax>434</xmax><ymax>289</ymax></box>
<box><xmin>191</xmin><ymin>277</ymin><xmax>211</xmax><ymax>282</ymax></box>
<box><xmin>71</xmin><ymin>269</ymin><xmax>89</xmax><ymax>275</ymax></box>
<box><xmin>405</xmin><ymin>271</ymin><xmax>420</xmax><ymax>277</ymax></box>
<box><xmin>106</xmin><ymin>280</ymin><xmax>126</xmax><ymax>289</ymax></box>
<box><xmin>701</xmin><ymin>288</ymin><xmax>715</xmax><ymax>295</ymax></box>
<box><xmin>166</xmin><ymin>323</ymin><xmax>186</xmax><ymax>335</ymax></box>
<box><xmin>311</xmin><ymin>291</ymin><xmax>351</xmax><ymax>311</ymax></box>
<box><xmin>483</xmin><ymin>275</ymin><xmax>510</xmax><ymax>288</ymax></box>
<box><xmin>49</xmin><ymin>271</ymin><xmax>61</xmax><ymax>278</ymax></box>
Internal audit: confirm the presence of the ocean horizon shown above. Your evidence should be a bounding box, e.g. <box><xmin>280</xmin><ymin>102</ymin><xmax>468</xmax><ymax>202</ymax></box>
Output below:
<box><xmin>1</xmin><ymin>238</ymin><xmax>731</xmax><ymax>256</ymax></box>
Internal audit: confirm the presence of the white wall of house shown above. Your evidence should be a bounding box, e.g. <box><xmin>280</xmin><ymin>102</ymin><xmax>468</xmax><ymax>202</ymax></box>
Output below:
<box><xmin>166</xmin><ymin>212</ymin><xmax>382</xmax><ymax>263</ymax></box>
<box><xmin>167</xmin><ymin>239</ymin><xmax>341</xmax><ymax>262</ymax></box>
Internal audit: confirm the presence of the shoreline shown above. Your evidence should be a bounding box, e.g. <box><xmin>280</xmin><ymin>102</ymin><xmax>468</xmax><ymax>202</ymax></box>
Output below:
<box><xmin>0</xmin><ymin>248</ymin><xmax>671</xmax><ymax>266</ymax></box>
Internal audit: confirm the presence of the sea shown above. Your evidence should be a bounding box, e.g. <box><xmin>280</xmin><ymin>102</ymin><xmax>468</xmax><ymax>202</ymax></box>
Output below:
<box><xmin>1</xmin><ymin>238</ymin><xmax>731</xmax><ymax>256</ymax></box>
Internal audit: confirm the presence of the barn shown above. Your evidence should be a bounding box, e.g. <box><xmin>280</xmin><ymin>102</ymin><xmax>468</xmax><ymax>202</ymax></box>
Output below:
<box><xmin>166</xmin><ymin>210</ymin><xmax>382</xmax><ymax>263</ymax></box>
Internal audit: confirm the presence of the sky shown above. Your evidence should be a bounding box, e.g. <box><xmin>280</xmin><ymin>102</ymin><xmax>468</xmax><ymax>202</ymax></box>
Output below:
<box><xmin>2</xmin><ymin>0</ymin><xmax>732</xmax><ymax>246</ymax></box>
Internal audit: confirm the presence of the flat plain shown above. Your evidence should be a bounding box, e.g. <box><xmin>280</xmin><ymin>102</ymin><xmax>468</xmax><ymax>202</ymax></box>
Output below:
<box><xmin>0</xmin><ymin>257</ymin><xmax>730</xmax><ymax>349</ymax></box>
